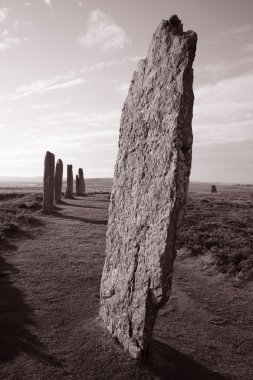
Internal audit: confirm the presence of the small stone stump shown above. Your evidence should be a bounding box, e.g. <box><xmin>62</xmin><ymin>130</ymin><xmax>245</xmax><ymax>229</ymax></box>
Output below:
<box><xmin>65</xmin><ymin>164</ymin><xmax>73</xmax><ymax>198</ymax></box>
<box><xmin>55</xmin><ymin>159</ymin><xmax>63</xmax><ymax>204</ymax></box>
<box><xmin>42</xmin><ymin>151</ymin><xmax>55</xmax><ymax>212</ymax></box>
<box><xmin>211</xmin><ymin>185</ymin><xmax>217</xmax><ymax>193</ymax></box>
<box><xmin>100</xmin><ymin>16</ymin><xmax>197</xmax><ymax>359</ymax></box>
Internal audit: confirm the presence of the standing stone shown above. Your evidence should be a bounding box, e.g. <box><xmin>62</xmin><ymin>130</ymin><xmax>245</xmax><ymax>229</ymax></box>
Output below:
<box><xmin>55</xmin><ymin>159</ymin><xmax>63</xmax><ymax>204</ymax></box>
<box><xmin>65</xmin><ymin>164</ymin><xmax>73</xmax><ymax>198</ymax></box>
<box><xmin>211</xmin><ymin>185</ymin><xmax>217</xmax><ymax>193</ymax></box>
<box><xmin>100</xmin><ymin>16</ymin><xmax>197</xmax><ymax>359</ymax></box>
<box><xmin>76</xmin><ymin>175</ymin><xmax>80</xmax><ymax>196</ymax></box>
<box><xmin>78</xmin><ymin>168</ymin><xmax>85</xmax><ymax>196</ymax></box>
<box><xmin>42</xmin><ymin>151</ymin><xmax>55</xmax><ymax>212</ymax></box>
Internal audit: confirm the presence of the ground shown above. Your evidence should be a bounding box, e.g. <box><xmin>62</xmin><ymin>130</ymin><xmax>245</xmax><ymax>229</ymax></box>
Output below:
<box><xmin>0</xmin><ymin>183</ymin><xmax>252</xmax><ymax>380</ymax></box>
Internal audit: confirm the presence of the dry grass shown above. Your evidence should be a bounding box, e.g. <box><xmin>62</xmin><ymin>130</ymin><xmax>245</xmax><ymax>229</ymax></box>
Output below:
<box><xmin>0</xmin><ymin>188</ymin><xmax>252</xmax><ymax>379</ymax></box>
<box><xmin>0</xmin><ymin>193</ymin><xmax>43</xmax><ymax>245</ymax></box>
<box><xmin>177</xmin><ymin>190</ymin><xmax>253</xmax><ymax>284</ymax></box>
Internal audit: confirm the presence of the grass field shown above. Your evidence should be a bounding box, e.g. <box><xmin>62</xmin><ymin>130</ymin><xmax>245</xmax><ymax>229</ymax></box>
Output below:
<box><xmin>1</xmin><ymin>180</ymin><xmax>252</xmax><ymax>284</ymax></box>
<box><xmin>178</xmin><ymin>188</ymin><xmax>253</xmax><ymax>285</ymax></box>
<box><xmin>0</xmin><ymin>181</ymin><xmax>252</xmax><ymax>379</ymax></box>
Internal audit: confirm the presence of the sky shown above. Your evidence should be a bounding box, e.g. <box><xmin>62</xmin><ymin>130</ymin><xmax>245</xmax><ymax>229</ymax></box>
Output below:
<box><xmin>0</xmin><ymin>0</ymin><xmax>252</xmax><ymax>184</ymax></box>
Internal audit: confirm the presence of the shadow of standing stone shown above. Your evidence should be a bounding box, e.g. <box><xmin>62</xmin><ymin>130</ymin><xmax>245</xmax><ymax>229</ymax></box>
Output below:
<box><xmin>0</xmin><ymin>252</ymin><xmax>61</xmax><ymax>367</ymax></box>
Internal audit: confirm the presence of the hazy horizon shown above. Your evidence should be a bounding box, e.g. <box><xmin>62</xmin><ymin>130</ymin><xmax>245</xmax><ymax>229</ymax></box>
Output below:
<box><xmin>0</xmin><ymin>175</ymin><xmax>252</xmax><ymax>187</ymax></box>
<box><xmin>0</xmin><ymin>0</ymin><xmax>252</xmax><ymax>183</ymax></box>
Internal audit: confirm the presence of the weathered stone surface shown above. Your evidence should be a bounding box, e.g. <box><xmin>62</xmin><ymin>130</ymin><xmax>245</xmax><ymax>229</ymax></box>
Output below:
<box><xmin>76</xmin><ymin>174</ymin><xmax>79</xmax><ymax>195</ymax></box>
<box><xmin>65</xmin><ymin>164</ymin><xmax>73</xmax><ymax>198</ymax></box>
<box><xmin>211</xmin><ymin>185</ymin><xmax>217</xmax><ymax>193</ymax></box>
<box><xmin>55</xmin><ymin>159</ymin><xmax>63</xmax><ymax>204</ymax></box>
<box><xmin>78</xmin><ymin>168</ymin><xmax>85</xmax><ymax>195</ymax></box>
<box><xmin>42</xmin><ymin>151</ymin><xmax>55</xmax><ymax>212</ymax></box>
<box><xmin>100</xmin><ymin>16</ymin><xmax>197</xmax><ymax>359</ymax></box>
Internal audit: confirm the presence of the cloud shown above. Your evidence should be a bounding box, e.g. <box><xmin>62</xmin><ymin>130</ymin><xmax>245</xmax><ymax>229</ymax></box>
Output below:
<box><xmin>76</xmin><ymin>1</ymin><xmax>84</xmax><ymax>7</ymax></box>
<box><xmin>243</xmin><ymin>43</ymin><xmax>253</xmax><ymax>52</ymax></box>
<box><xmin>193</xmin><ymin>73</ymin><xmax>253</xmax><ymax>145</ymax></box>
<box><xmin>202</xmin><ymin>24</ymin><xmax>253</xmax><ymax>44</ymax></box>
<box><xmin>32</xmin><ymin>99</ymin><xmax>72</xmax><ymax>109</ymax></box>
<box><xmin>0</xmin><ymin>8</ymin><xmax>9</xmax><ymax>23</ymax></box>
<box><xmin>225</xmin><ymin>24</ymin><xmax>253</xmax><ymax>36</ymax></box>
<box><xmin>0</xmin><ymin>35</ymin><xmax>22</xmax><ymax>51</ymax></box>
<box><xmin>29</xmin><ymin>109</ymin><xmax>121</xmax><ymax>129</ymax></box>
<box><xmin>191</xmin><ymin>140</ymin><xmax>253</xmax><ymax>184</ymax></box>
<box><xmin>195</xmin><ymin>55</ymin><xmax>253</xmax><ymax>84</ymax></box>
<box><xmin>42</xmin><ymin>0</ymin><xmax>54</xmax><ymax>14</ymax></box>
<box><xmin>0</xmin><ymin>73</ymin><xmax>90</xmax><ymax>101</ymax></box>
<box><xmin>43</xmin><ymin>0</ymin><xmax>52</xmax><ymax>7</ymax></box>
<box><xmin>0</xmin><ymin>8</ymin><xmax>28</xmax><ymax>51</ymax></box>
<box><xmin>78</xmin><ymin>9</ymin><xmax>131</xmax><ymax>51</ymax></box>
<box><xmin>81</xmin><ymin>56</ymin><xmax>140</xmax><ymax>73</ymax></box>
<box><xmin>0</xmin><ymin>57</ymin><xmax>140</xmax><ymax>101</ymax></box>
<box><xmin>116</xmin><ymin>83</ymin><xmax>129</xmax><ymax>95</ymax></box>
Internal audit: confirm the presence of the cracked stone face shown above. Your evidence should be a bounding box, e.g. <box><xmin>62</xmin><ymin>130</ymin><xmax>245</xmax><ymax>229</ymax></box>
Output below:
<box><xmin>43</xmin><ymin>151</ymin><xmax>55</xmax><ymax>212</ymax></box>
<box><xmin>99</xmin><ymin>16</ymin><xmax>197</xmax><ymax>359</ymax></box>
<box><xmin>55</xmin><ymin>159</ymin><xmax>63</xmax><ymax>204</ymax></box>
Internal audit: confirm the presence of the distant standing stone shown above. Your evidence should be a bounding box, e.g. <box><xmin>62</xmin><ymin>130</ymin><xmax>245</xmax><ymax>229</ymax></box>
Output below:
<box><xmin>100</xmin><ymin>16</ymin><xmax>197</xmax><ymax>359</ymax></box>
<box><xmin>211</xmin><ymin>185</ymin><xmax>217</xmax><ymax>193</ymax></box>
<box><xmin>55</xmin><ymin>159</ymin><xmax>63</xmax><ymax>204</ymax></box>
<box><xmin>42</xmin><ymin>151</ymin><xmax>55</xmax><ymax>212</ymax></box>
<box><xmin>65</xmin><ymin>164</ymin><xmax>73</xmax><ymax>198</ymax></box>
<box><xmin>78</xmin><ymin>168</ymin><xmax>85</xmax><ymax>196</ymax></box>
<box><xmin>76</xmin><ymin>174</ymin><xmax>79</xmax><ymax>196</ymax></box>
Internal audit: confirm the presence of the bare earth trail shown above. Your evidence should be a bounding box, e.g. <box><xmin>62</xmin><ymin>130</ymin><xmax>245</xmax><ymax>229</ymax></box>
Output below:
<box><xmin>0</xmin><ymin>194</ymin><xmax>252</xmax><ymax>380</ymax></box>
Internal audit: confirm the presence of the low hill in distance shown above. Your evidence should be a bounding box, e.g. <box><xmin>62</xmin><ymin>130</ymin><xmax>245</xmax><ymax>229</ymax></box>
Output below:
<box><xmin>0</xmin><ymin>177</ymin><xmax>252</xmax><ymax>194</ymax></box>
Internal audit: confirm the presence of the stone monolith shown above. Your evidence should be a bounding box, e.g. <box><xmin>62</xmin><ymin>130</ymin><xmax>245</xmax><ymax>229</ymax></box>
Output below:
<box><xmin>55</xmin><ymin>159</ymin><xmax>63</xmax><ymax>204</ymax></box>
<box><xmin>42</xmin><ymin>151</ymin><xmax>55</xmax><ymax>212</ymax></box>
<box><xmin>211</xmin><ymin>185</ymin><xmax>217</xmax><ymax>193</ymax></box>
<box><xmin>65</xmin><ymin>164</ymin><xmax>73</xmax><ymax>198</ymax></box>
<box><xmin>78</xmin><ymin>168</ymin><xmax>85</xmax><ymax>195</ymax></box>
<box><xmin>76</xmin><ymin>175</ymin><xmax>79</xmax><ymax>196</ymax></box>
<box><xmin>100</xmin><ymin>16</ymin><xmax>197</xmax><ymax>359</ymax></box>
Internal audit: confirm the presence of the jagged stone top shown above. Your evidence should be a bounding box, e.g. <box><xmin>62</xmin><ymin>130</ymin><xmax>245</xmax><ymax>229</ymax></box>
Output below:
<box><xmin>134</xmin><ymin>15</ymin><xmax>197</xmax><ymax>76</ymax></box>
<box><xmin>158</xmin><ymin>15</ymin><xmax>197</xmax><ymax>38</ymax></box>
<box><xmin>45</xmin><ymin>151</ymin><xmax>54</xmax><ymax>157</ymax></box>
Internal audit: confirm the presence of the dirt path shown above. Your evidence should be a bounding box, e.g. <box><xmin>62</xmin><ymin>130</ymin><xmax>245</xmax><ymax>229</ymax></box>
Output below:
<box><xmin>0</xmin><ymin>194</ymin><xmax>252</xmax><ymax>380</ymax></box>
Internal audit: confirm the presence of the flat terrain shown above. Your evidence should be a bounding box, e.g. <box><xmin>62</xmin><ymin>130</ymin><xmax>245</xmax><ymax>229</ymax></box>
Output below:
<box><xmin>0</xmin><ymin>189</ymin><xmax>252</xmax><ymax>379</ymax></box>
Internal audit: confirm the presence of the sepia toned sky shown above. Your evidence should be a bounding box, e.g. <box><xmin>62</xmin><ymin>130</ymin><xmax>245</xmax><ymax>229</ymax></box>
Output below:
<box><xmin>0</xmin><ymin>0</ymin><xmax>252</xmax><ymax>183</ymax></box>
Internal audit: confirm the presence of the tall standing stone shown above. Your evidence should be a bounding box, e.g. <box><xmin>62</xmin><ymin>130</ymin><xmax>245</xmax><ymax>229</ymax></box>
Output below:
<box><xmin>55</xmin><ymin>159</ymin><xmax>63</xmax><ymax>204</ymax></box>
<box><xmin>42</xmin><ymin>151</ymin><xmax>55</xmax><ymax>212</ymax></box>
<box><xmin>100</xmin><ymin>16</ymin><xmax>197</xmax><ymax>359</ymax></box>
<box><xmin>65</xmin><ymin>164</ymin><xmax>73</xmax><ymax>198</ymax></box>
<box><xmin>78</xmin><ymin>168</ymin><xmax>85</xmax><ymax>196</ymax></box>
<box><xmin>76</xmin><ymin>175</ymin><xmax>80</xmax><ymax>195</ymax></box>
